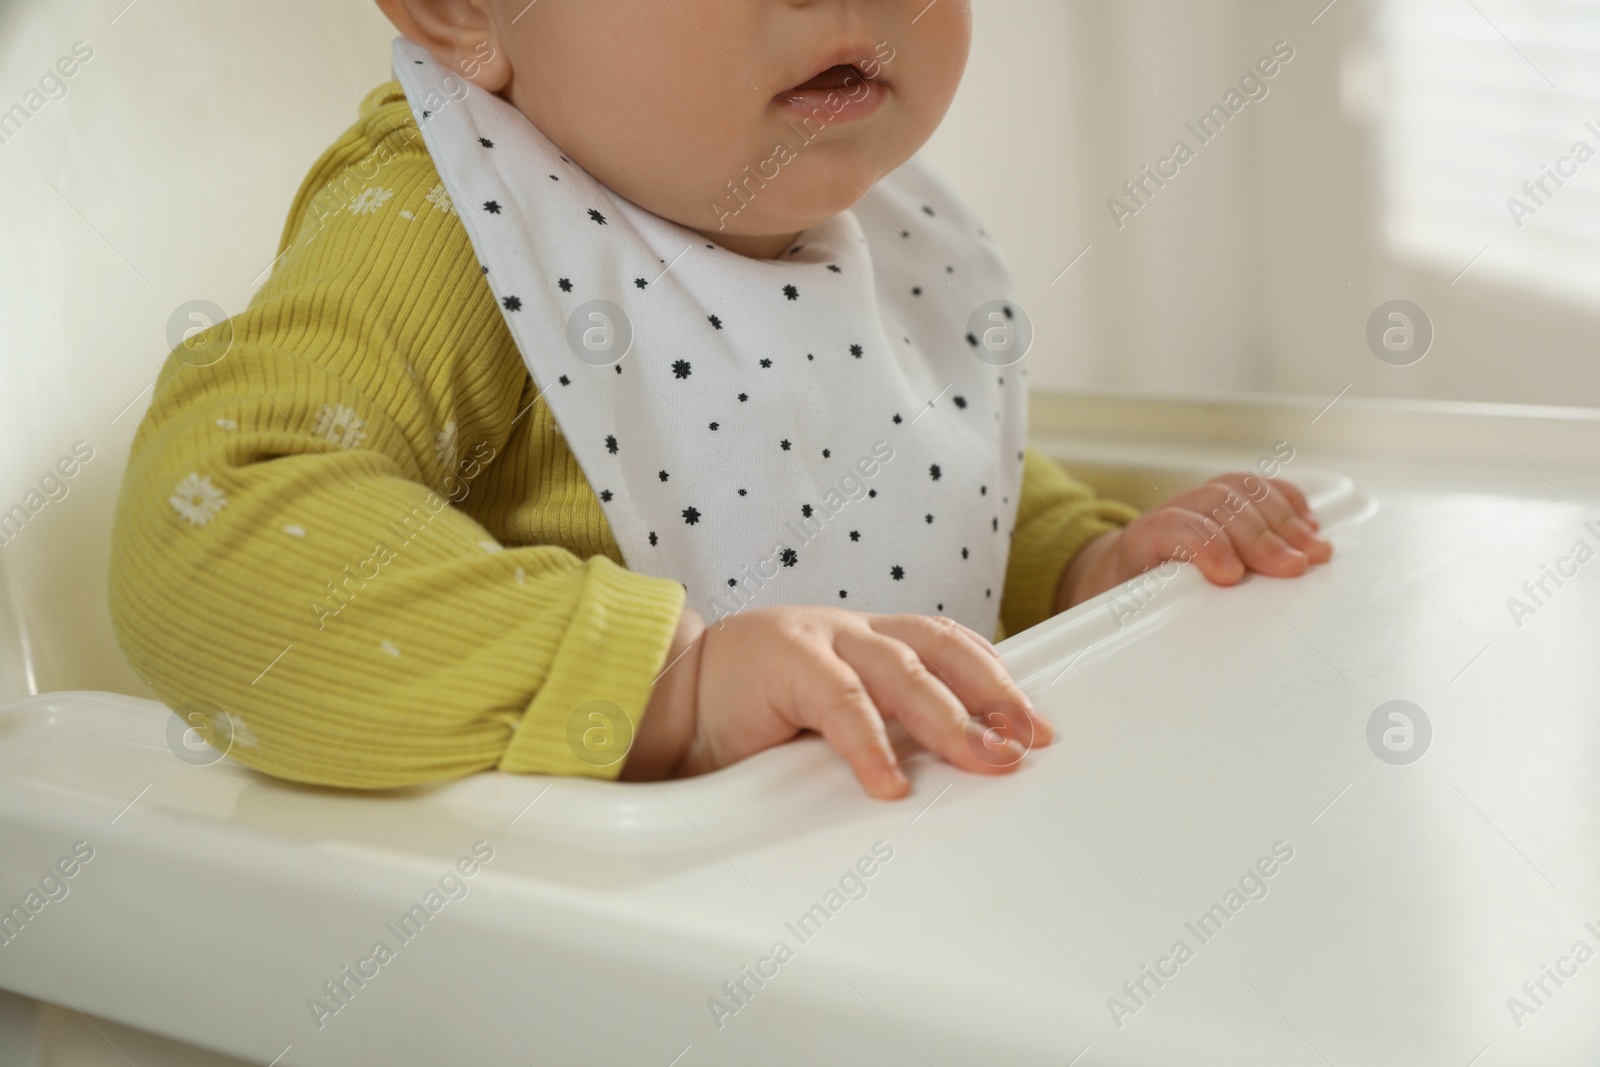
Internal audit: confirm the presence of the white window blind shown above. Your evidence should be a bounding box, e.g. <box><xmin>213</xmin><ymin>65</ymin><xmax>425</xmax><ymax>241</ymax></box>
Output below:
<box><xmin>1378</xmin><ymin>0</ymin><xmax>1600</xmax><ymax>311</ymax></box>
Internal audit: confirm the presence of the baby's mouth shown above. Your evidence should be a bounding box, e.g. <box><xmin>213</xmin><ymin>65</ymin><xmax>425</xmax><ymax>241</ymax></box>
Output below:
<box><xmin>775</xmin><ymin>61</ymin><xmax>886</xmax><ymax>125</ymax></box>
<box><xmin>787</xmin><ymin>63</ymin><xmax>869</xmax><ymax>94</ymax></box>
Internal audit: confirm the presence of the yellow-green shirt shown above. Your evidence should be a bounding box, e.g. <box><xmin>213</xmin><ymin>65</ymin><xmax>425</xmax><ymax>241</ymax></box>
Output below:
<box><xmin>108</xmin><ymin>82</ymin><xmax>1138</xmax><ymax>790</ymax></box>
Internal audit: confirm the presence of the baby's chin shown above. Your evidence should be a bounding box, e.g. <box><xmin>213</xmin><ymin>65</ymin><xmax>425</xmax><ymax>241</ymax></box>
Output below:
<box><xmin>712</xmin><ymin>149</ymin><xmax>910</xmax><ymax>235</ymax></box>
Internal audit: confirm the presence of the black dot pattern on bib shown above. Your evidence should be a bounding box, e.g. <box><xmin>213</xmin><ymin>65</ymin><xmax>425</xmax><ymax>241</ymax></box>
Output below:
<box><xmin>392</xmin><ymin>40</ymin><xmax>1028</xmax><ymax>637</ymax></box>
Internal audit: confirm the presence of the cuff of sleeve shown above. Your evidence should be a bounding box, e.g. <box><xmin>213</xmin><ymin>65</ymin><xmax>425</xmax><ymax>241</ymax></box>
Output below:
<box><xmin>500</xmin><ymin>554</ymin><xmax>686</xmax><ymax>779</ymax></box>
<box><xmin>1002</xmin><ymin>500</ymin><xmax>1140</xmax><ymax>638</ymax></box>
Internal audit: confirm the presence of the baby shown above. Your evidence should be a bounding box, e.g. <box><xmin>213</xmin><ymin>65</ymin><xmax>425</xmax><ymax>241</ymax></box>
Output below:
<box><xmin>109</xmin><ymin>0</ymin><xmax>1330</xmax><ymax>800</ymax></box>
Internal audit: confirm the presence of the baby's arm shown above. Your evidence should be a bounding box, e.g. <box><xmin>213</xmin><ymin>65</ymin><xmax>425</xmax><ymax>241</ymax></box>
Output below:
<box><xmin>110</xmin><ymin>102</ymin><xmax>684</xmax><ymax>788</ymax></box>
<box><xmin>113</xmin><ymin>358</ymin><xmax>680</xmax><ymax>789</ymax></box>
<box><xmin>999</xmin><ymin>451</ymin><xmax>1142</xmax><ymax>637</ymax></box>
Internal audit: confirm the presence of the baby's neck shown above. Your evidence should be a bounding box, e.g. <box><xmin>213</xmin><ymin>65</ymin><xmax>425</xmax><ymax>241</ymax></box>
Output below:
<box><xmin>694</xmin><ymin>228</ymin><xmax>803</xmax><ymax>260</ymax></box>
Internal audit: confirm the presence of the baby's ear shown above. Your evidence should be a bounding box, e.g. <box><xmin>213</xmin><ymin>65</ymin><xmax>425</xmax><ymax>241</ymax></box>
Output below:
<box><xmin>375</xmin><ymin>0</ymin><xmax>513</xmax><ymax>92</ymax></box>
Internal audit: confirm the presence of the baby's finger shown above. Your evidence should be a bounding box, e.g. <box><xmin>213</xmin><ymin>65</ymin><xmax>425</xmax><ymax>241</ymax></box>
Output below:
<box><xmin>867</xmin><ymin>613</ymin><xmax>1051</xmax><ymax>749</ymax></box>
<box><xmin>1122</xmin><ymin>506</ymin><xmax>1247</xmax><ymax>585</ymax></box>
<box><xmin>837</xmin><ymin>627</ymin><xmax>1025</xmax><ymax>775</ymax></box>
<box><xmin>804</xmin><ymin>659</ymin><xmax>910</xmax><ymax>799</ymax></box>
<box><xmin>1279</xmin><ymin>512</ymin><xmax>1332</xmax><ymax>562</ymax></box>
<box><xmin>1267</xmin><ymin>476</ymin><xmax>1319</xmax><ymax>529</ymax></box>
<box><xmin>1234</xmin><ymin>476</ymin><xmax>1330</xmax><ymax>561</ymax></box>
<box><xmin>1211</xmin><ymin>472</ymin><xmax>1295</xmax><ymax>526</ymax></box>
<box><xmin>1183</xmin><ymin>481</ymin><xmax>1306</xmax><ymax>578</ymax></box>
<box><xmin>1264</xmin><ymin>479</ymin><xmax>1331</xmax><ymax>557</ymax></box>
<box><xmin>949</xmin><ymin>618</ymin><xmax>1009</xmax><ymax>667</ymax></box>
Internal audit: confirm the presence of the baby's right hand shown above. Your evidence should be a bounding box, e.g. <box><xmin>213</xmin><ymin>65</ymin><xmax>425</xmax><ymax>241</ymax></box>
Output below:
<box><xmin>623</xmin><ymin>605</ymin><xmax>1052</xmax><ymax>799</ymax></box>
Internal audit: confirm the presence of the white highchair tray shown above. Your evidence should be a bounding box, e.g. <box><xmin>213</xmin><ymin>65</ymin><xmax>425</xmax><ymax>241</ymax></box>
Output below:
<box><xmin>2</xmin><ymin>465</ymin><xmax>1597</xmax><ymax>1066</ymax></box>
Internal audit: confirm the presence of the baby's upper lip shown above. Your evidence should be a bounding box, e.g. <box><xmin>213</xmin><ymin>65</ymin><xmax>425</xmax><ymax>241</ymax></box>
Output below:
<box><xmin>776</xmin><ymin>41</ymin><xmax>888</xmax><ymax>96</ymax></box>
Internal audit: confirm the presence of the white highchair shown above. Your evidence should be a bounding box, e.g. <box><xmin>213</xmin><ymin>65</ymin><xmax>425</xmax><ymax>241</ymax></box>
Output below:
<box><xmin>3</xmin><ymin>3</ymin><xmax>1599</xmax><ymax>1064</ymax></box>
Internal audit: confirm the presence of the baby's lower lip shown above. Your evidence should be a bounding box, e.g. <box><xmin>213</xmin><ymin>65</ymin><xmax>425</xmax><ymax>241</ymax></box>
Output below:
<box><xmin>773</xmin><ymin>80</ymin><xmax>886</xmax><ymax>126</ymax></box>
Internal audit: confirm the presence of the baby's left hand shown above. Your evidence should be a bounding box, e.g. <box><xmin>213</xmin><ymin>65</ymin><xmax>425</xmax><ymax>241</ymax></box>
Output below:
<box><xmin>1057</xmin><ymin>473</ymin><xmax>1333</xmax><ymax>611</ymax></box>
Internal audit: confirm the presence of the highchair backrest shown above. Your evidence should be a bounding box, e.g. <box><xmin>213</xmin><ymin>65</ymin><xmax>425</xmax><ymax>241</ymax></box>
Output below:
<box><xmin>0</xmin><ymin>0</ymin><xmax>397</xmax><ymax>703</ymax></box>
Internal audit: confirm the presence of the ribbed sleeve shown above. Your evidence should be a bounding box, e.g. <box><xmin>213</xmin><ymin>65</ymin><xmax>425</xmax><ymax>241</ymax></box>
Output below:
<box><xmin>108</xmin><ymin>83</ymin><xmax>685</xmax><ymax>789</ymax></box>
<box><xmin>998</xmin><ymin>450</ymin><xmax>1141</xmax><ymax>639</ymax></box>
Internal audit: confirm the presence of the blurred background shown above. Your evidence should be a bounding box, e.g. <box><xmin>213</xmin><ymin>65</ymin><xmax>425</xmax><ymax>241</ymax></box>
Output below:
<box><xmin>931</xmin><ymin>0</ymin><xmax>1600</xmax><ymax>407</ymax></box>
<box><xmin>0</xmin><ymin>0</ymin><xmax>1596</xmax><ymax>694</ymax></box>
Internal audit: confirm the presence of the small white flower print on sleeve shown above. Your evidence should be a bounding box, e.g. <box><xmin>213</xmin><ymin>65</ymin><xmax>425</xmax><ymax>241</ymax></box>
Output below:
<box><xmin>424</xmin><ymin>182</ymin><xmax>454</xmax><ymax>215</ymax></box>
<box><xmin>347</xmin><ymin>186</ymin><xmax>395</xmax><ymax>215</ymax></box>
<box><xmin>313</xmin><ymin>403</ymin><xmax>367</xmax><ymax>449</ymax></box>
<box><xmin>231</xmin><ymin>716</ymin><xmax>260</xmax><ymax>749</ymax></box>
<box><xmin>170</xmin><ymin>473</ymin><xmax>227</xmax><ymax>526</ymax></box>
<box><xmin>434</xmin><ymin>420</ymin><xmax>458</xmax><ymax>470</ymax></box>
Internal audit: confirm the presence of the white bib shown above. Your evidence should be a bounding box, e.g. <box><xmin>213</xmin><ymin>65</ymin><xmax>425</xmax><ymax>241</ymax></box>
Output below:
<box><xmin>393</xmin><ymin>40</ymin><xmax>1029</xmax><ymax>636</ymax></box>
